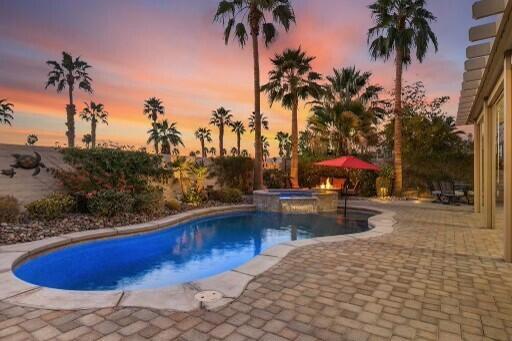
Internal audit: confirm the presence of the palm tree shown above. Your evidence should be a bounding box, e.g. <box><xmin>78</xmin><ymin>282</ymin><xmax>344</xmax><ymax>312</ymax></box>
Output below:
<box><xmin>230</xmin><ymin>147</ymin><xmax>238</xmax><ymax>157</ymax></box>
<box><xmin>80</xmin><ymin>101</ymin><xmax>108</xmax><ymax>148</ymax></box>
<box><xmin>248</xmin><ymin>111</ymin><xmax>269</xmax><ymax>132</ymax></box>
<box><xmin>368</xmin><ymin>0</ymin><xmax>438</xmax><ymax>195</ymax></box>
<box><xmin>209</xmin><ymin>107</ymin><xmax>233</xmax><ymax>157</ymax></box>
<box><xmin>275</xmin><ymin>131</ymin><xmax>291</xmax><ymax>172</ymax></box>
<box><xmin>45</xmin><ymin>52</ymin><xmax>93</xmax><ymax>147</ymax></box>
<box><xmin>194</xmin><ymin>127</ymin><xmax>212</xmax><ymax>158</ymax></box>
<box><xmin>241</xmin><ymin>149</ymin><xmax>249</xmax><ymax>157</ymax></box>
<box><xmin>82</xmin><ymin>134</ymin><xmax>92</xmax><ymax>149</ymax></box>
<box><xmin>0</xmin><ymin>99</ymin><xmax>14</xmax><ymax>126</ymax></box>
<box><xmin>262</xmin><ymin>47</ymin><xmax>322</xmax><ymax>188</ymax></box>
<box><xmin>309</xmin><ymin>66</ymin><xmax>384</xmax><ymax>155</ymax></box>
<box><xmin>231</xmin><ymin>120</ymin><xmax>246</xmax><ymax>155</ymax></box>
<box><xmin>209</xmin><ymin>147</ymin><xmax>217</xmax><ymax>157</ymax></box>
<box><xmin>143</xmin><ymin>97</ymin><xmax>165</xmax><ymax>153</ymax></box>
<box><xmin>147</xmin><ymin>123</ymin><xmax>162</xmax><ymax>154</ymax></box>
<box><xmin>214</xmin><ymin>0</ymin><xmax>295</xmax><ymax>190</ymax></box>
<box><xmin>26</xmin><ymin>134</ymin><xmax>38</xmax><ymax>146</ymax></box>
<box><xmin>261</xmin><ymin>136</ymin><xmax>270</xmax><ymax>161</ymax></box>
<box><xmin>143</xmin><ymin>97</ymin><xmax>165</xmax><ymax>122</ymax></box>
<box><xmin>159</xmin><ymin>120</ymin><xmax>184</xmax><ymax>155</ymax></box>
<box><xmin>172</xmin><ymin>148</ymin><xmax>180</xmax><ymax>160</ymax></box>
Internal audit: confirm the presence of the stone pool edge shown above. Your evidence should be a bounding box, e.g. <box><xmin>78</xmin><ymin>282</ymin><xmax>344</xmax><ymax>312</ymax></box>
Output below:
<box><xmin>0</xmin><ymin>203</ymin><xmax>396</xmax><ymax>312</ymax></box>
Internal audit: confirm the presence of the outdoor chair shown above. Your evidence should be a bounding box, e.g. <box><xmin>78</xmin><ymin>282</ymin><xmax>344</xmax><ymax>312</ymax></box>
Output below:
<box><xmin>345</xmin><ymin>180</ymin><xmax>360</xmax><ymax>196</ymax></box>
<box><xmin>430</xmin><ymin>181</ymin><xmax>442</xmax><ymax>202</ymax></box>
<box><xmin>440</xmin><ymin>181</ymin><xmax>465</xmax><ymax>204</ymax></box>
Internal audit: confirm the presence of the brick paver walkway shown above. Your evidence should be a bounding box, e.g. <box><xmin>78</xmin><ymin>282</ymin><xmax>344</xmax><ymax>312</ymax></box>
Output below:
<box><xmin>1</xmin><ymin>201</ymin><xmax>512</xmax><ymax>341</ymax></box>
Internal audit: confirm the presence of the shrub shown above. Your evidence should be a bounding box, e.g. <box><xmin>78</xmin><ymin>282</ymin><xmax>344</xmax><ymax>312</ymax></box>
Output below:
<box><xmin>165</xmin><ymin>198</ymin><xmax>181</xmax><ymax>211</ymax></box>
<box><xmin>209</xmin><ymin>188</ymin><xmax>243</xmax><ymax>203</ymax></box>
<box><xmin>210</xmin><ymin>157</ymin><xmax>254</xmax><ymax>193</ymax></box>
<box><xmin>0</xmin><ymin>196</ymin><xmax>20</xmax><ymax>223</ymax></box>
<box><xmin>182</xmin><ymin>186</ymin><xmax>206</xmax><ymax>206</ymax></box>
<box><xmin>87</xmin><ymin>190</ymin><xmax>135</xmax><ymax>217</ymax></box>
<box><xmin>133</xmin><ymin>187</ymin><xmax>165</xmax><ymax>215</ymax></box>
<box><xmin>55</xmin><ymin>147</ymin><xmax>171</xmax><ymax>193</ymax></box>
<box><xmin>26</xmin><ymin>193</ymin><xmax>75</xmax><ymax>220</ymax></box>
<box><xmin>263</xmin><ymin>169</ymin><xmax>290</xmax><ymax>189</ymax></box>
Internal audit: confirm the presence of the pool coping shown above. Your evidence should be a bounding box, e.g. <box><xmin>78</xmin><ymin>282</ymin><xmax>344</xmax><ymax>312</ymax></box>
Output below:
<box><xmin>0</xmin><ymin>203</ymin><xmax>396</xmax><ymax>311</ymax></box>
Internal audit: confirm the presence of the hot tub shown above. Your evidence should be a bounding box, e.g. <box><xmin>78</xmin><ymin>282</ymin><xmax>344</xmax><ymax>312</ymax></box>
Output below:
<box><xmin>253</xmin><ymin>189</ymin><xmax>338</xmax><ymax>213</ymax></box>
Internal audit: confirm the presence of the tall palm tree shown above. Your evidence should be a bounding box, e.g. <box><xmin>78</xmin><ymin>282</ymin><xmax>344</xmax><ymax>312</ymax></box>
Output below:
<box><xmin>195</xmin><ymin>127</ymin><xmax>212</xmax><ymax>158</ymax></box>
<box><xmin>159</xmin><ymin>120</ymin><xmax>184</xmax><ymax>155</ymax></box>
<box><xmin>275</xmin><ymin>131</ymin><xmax>291</xmax><ymax>172</ymax></box>
<box><xmin>209</xmin><ymin>107</ymin><xmax>233</xmax><ymax>157</ymax></box>
<box><xmin>80</xmin><ymin>101</ymin><xmax>108</xmax><ymax>148</ymax></box>
<box><xmin>368</xmin><ymin>0</ymin><xmax>438</xmax><ymax>195</ymax></box>
<box><xmin>248</xmin><ymin>112</ymin><xmax>269</xmax><ymax>132</ymax></box>
<box><xmin>309</xmin><ymin>66</ymin><xmax>384</xmax><ymax>155</ymax></box>
<box><xmin>82</xmin><ymin>134</ymin><xmax>92</xmax><ymax>149</ymax></box>
<box><xmin>147</xmin><ymin>123</ymin><xmax>162</xmax><ymax>154</ymax></box>
<box><xmin>214</xmin><ymin>0</ymin><xmax>295</xmax><ymax>189</ymax></box>
<box><xmin>0</xmin><ymin>99</ymin><xmax>14</xmax><ymax>126</ymax></box>
<box><xmin>45</xmin><ymin>51</ymin><xmax>93</xmax><ymax>147</ymax></box>
<box><xmin>231</xmin><ymin>120</ymin><xmax>246</xmax><ymax>155</ymax></box>
<box><xmin>143</xmin><ymin>97</ymin><xmax>165</xmax><ymax>153</ymax></box>
<box><xmin>261</xmin><ymin>136</ymin><xmax>270</xmax><ymax>161</ymax></box>
<box><xmin>262</xmin><ymin>47</ymin><xmax>322</xmax><ymax>188</ymax></box>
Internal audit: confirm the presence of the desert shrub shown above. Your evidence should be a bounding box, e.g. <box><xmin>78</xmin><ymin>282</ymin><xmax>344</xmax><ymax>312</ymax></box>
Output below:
<box><xmin>182</xmin><ymin>186</ymin><xmax>206</xmax><ymax>206</ymax></box>
<box><xmin>0</xmin><ymin>196</ymin><xmax>20</xmax><ymax>223</ymax></box>
<box><xmin>133</xmin><ymin>187</ymin><xmax>165</xmax><ymax>215</ymax></box>
<box><xmin>210</xmin><ymin>157</ymin><xmax>254</xmax><ymax>193</ymax></box>
<box><xmin>165</xmin><ymin>198</ymin><xmax>181</xmax><ymax>211</ymax></box>
<box><xmin>55</xmin><ymin>147</ymin><xmax>171</xmax><ymax>193</ymax></box>
<box><xmin>209</xmin><ymin>187</ymin><xmax>243</xmax><ymax>203</ymax></box>
<box><xmin>263</xmin><ymin>169</ymin><xmax>290</xmax><ymax>189</ymax></box>
<box><xmin>26</xmin><ymin>193</ymin><xmax>75</xmax><ymax>220</ymax></box>
<box><xmin>375</xmin><ymin>165</ymin><xmax>394</xmax><ymax>197</ymax></box>
<box><xmin>87</xmin><ymin>190</ymin><xmax>135</xmax><ymax>217</ymax></box>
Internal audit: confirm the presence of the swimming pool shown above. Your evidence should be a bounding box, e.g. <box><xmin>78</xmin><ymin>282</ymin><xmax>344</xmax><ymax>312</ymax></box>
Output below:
<box><xmin>14</xmin><ymin>209</ymin><xmax>373</xmax><ymax>291</ymax></box>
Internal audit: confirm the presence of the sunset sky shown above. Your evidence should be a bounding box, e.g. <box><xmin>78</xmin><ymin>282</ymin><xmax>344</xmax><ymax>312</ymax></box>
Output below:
<box><xmin>0</xmin><ymin>0</ymin><xmax>475</xmax><ymax>154</ymax></box>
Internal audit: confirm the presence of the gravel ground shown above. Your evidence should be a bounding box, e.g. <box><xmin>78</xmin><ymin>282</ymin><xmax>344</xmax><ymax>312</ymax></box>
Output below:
<box><xmin>0</xmin><ymin>199</ymin><xmax>251</xmax><ymax>245</ymax></box>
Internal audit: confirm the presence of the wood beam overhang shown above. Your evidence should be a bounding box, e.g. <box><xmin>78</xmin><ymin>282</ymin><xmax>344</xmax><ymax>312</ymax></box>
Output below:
<box><xmin>473</xmin><ymin>0</ymin><xmax>506</xmax><ymax>19</ymax></box>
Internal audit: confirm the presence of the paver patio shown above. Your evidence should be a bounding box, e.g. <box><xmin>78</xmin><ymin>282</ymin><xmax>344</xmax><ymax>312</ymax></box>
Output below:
<box><xmin>1</xmin><ymin>201</ymin><xmax>511</xmax><ymax>341</ymax></box>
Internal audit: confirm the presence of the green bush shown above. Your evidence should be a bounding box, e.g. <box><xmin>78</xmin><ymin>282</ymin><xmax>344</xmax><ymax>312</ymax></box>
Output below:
<box><xmin>209</xmin><ymin>188</ymin><xmax>243</xmax><ymax>203</ymax></box>
<box><xmin>210</xmin><ymin>157</ymin><xmax>254</xmax><ymax>193</ymax></box>
<box><xmin>26</xmin><ymin>193</ymin><xmax>75</xmax><ymax>220</ymax></box>
<box><xmin>165</xmin><ymin>198</ymin><xmax>181</xmax><ymax>211</ymax></box>
<box><xmin>263</xmin><ymin>169</ymin><xmax>290</xmax><ymax>189</ymax></box>
<box><xmin>133</xmin><ymin>187</ymin><xmax>164</xmax><ymax>215</ymax></box>
<box><xmin>0</xmin><ymin>195</ymin><xmax>20</xmax><ymax>223</ymax></box>
<box><xmin>182</xmin><ymin>186</ymin><xmax>206</xmax><ymax>206</ymax></box>
<box><xmin>56</xmin><ymin>147</ymin><xmax>171</xmax><ymax>193</ymax></box>
<box><xmin>87</xmin><ymin>190</ymin><xmax>135</xmax><ymax>217</ymax></box>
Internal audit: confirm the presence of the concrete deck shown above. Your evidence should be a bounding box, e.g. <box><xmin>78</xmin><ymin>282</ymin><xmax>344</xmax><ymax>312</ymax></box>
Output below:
<box><xmin>0</xmin><ymin>201</ymin><xmax>511</xmax><ymax>340</ymax></box>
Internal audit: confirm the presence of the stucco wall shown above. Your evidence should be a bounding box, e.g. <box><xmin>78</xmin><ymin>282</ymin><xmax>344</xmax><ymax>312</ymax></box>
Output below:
<box><xmin>0</xmin><ymin>144</ymin><xmax>68</xmax><ymax>206</ymax></box>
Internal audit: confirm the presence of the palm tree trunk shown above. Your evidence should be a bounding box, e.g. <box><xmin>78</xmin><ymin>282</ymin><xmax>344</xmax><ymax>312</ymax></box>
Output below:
<box><xmin>393</xmin><ymin>49</ymin><xmax>404</xmax><ymax>196</ymax></box>
<box><xmin>219</xmin><ymin>125</ymin><xmax>224</xmax><ymax>157</ymax></box>
<box><xmin>91</xmin><ymin>119</ymin><xmax>97</xmax><ymax>148</ymax></box>
<box><xmin>237</xmin><ymin>133</ymin><xmax>241</xmax><ymax>156</ymax></box>
<box><xmin>251</xmin><ymin>22</ymin><xmax>264</xmax><ymax>190</ymax></box>
<box><xmin>66</xmin><ymin>87</ymin><xmax>75</xmax><ymax>148</ymax></box>
<box><xmin>291</xmin><ymin>97</ymin><xmax>299</xmax><ymax>188</ymax></box>
<box><xmin>201</xmin><ymin>139</ymin><xmax>205</xmax><ymax>158</ymax></box>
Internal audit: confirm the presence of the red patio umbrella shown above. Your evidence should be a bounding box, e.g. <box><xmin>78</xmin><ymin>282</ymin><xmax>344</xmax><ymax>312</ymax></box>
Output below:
<box><xmin>314</xmin><ymin>156</ymin><xmax>380</xmax><ymax>172</ymax></box>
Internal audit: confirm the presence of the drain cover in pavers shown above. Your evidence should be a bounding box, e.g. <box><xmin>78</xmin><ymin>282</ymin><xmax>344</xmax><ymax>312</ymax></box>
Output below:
<box><xmin>194</xmin><ymin>290</ymin><xmax>222</xmax><ymax>303</ymax></box>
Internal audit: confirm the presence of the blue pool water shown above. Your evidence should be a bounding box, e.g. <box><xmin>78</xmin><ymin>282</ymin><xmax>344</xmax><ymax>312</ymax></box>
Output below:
<box><xmin>14</xmin><ymin>210</ymin><xmax>373</xmax><ymax>291</ymax></box>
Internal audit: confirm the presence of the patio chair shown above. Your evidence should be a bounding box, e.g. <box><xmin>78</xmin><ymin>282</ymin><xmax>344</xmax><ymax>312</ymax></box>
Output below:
<box><xmin>440</xmin><ymin>181</ymin><xmax>465</xmax><ymax>204</ymax></box>
<box><xmin>430</xmin><ymin>181</ymin><xmax>442</xmax><ymax>202</ymax></box>
<box><xmin>345</xmin><ymin>180</ymin><xmax>360</xmax><ymax>196</ymax></box>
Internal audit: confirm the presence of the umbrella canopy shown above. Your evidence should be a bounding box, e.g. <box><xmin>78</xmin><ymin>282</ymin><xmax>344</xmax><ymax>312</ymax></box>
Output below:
<box><xmin>314</xmin><ymin>156</ymin><xmax>380</xmax><ymax>172</ymax></box>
